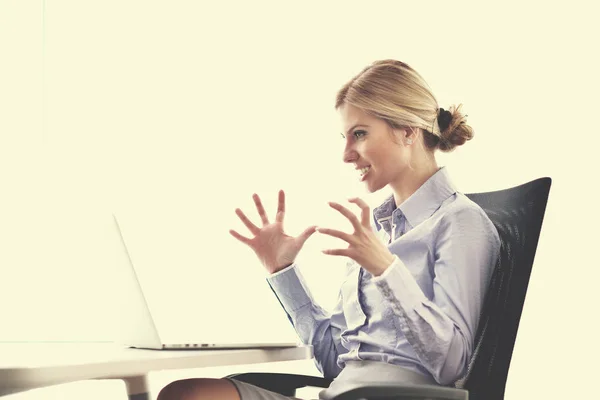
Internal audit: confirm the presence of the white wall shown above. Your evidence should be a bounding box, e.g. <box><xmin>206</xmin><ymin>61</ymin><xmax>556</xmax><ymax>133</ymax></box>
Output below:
<box><xmin>1</xmin><ymin>1</ymin><xmax>598</xmax><ymax>399</ymax></box>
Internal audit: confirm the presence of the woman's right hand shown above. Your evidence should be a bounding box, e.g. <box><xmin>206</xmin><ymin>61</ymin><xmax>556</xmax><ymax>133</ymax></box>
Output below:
<box><xmin>229</xmin><ymin>190</ymin><xmax>318</xmax><ymax>274</ymax></box>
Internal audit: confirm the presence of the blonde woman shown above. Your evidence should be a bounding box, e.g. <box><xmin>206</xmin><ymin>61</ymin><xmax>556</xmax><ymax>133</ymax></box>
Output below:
<box><xmin>157</xmin><ymin>60</ymin><xmax>501</xmax><ymax>400</ymax></box>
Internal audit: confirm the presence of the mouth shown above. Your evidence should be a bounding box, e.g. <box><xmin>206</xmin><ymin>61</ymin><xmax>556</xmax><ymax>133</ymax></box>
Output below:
<box><xmin>359</xmin><ymin>166</ymin><xmax>371</xmax><ymax>181</ymax></box>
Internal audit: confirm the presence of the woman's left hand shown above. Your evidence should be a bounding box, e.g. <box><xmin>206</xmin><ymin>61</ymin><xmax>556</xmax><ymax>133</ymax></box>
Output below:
<box><xmin>317</xmin><ymin>197</ymin><xmax>395</xmax><ymax>277</ymax></box>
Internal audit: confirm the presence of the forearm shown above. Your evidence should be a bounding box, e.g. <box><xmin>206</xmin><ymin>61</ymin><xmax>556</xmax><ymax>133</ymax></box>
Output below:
<box><xmin>267</xmin><ymin>264</ymin><xmax>346</xmax><ymax>379</ymax></box>
<box><xmin>280</xmin><ymin>301</ymin><xmax>344</xmax><ymax>379</ymax></box>
<box><xmin>373</xmin><ymin>256</ymin><xmax>472</xmax><ymax>384</ymax></box>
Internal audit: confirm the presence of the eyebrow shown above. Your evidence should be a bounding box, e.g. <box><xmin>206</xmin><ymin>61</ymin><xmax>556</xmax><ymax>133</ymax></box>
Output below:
<box><xmin>343</xmin><ymin>124</ymin><xmax>370</xmax><ymax>137</ymax></box>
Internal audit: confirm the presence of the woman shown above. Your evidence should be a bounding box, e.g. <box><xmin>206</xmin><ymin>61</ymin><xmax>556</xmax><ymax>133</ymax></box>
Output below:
<box><xmin>157</xmin><ymin>59</ymin><xmax>501</xmax><ymax>400</ymax></box>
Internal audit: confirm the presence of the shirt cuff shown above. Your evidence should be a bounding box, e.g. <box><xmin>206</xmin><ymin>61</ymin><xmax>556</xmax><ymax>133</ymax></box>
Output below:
<box><xmin>266</xmin><ymin>263</ymin><xmax>313</xmax><ymax>312</ymax></box>
<box><xmin>372</xmin><ymin>254</ymin><xmax>427</xmax><ymax>311</ymax></box>
<box><xmin>268</xmin><ymin>263</ymin><xmax>296</xmax><ymax>278</ymax></box>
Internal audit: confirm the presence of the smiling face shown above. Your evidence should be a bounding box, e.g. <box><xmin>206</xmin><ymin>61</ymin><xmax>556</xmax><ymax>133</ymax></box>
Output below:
<box><xmin>340</xmin><ymin>103</ymin><xmax>414</xmax><ymax>194</ymax></box>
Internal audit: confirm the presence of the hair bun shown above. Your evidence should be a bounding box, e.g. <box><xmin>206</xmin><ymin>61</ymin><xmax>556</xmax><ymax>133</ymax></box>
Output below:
<box><xmin>437</xmin><ymin>104</ymin><xmax>474</xmax><ymax>152</ymax></box>
<box><xmin>437</xmin><ymin>108</ymin><xmax>453</xmax><ymax>134</ymax></box>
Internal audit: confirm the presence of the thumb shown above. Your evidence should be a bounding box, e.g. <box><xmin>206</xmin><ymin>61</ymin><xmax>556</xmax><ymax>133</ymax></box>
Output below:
<box><xmin>297</xmin><ymin>225</ymin><xmax>318</xmax><ymax>245</ymax></box>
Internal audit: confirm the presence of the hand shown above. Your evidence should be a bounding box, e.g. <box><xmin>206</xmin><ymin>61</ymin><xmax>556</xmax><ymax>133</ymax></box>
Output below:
<box><xmin>229</xmin><ymin>190</ymin><xmax>318</xmax><ymax>274</ymax></box>
<box><xmin>317</xmin><ymin>197</ymin><xmax>395</xmax><ymax>276</ymax></box>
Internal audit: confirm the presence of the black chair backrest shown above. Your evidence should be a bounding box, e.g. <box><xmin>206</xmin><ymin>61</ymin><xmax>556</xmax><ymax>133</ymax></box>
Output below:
<box><xmin>455</xmin><ymin>177</ymin><xmax>551</xmax><ymax>400</ymax></box>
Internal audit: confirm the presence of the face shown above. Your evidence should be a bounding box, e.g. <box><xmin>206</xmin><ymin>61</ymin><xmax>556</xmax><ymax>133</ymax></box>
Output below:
<box><xmin>339</xmin><ymin>103</ymin><xmax>412</xmax><ymax>193</ymax></box>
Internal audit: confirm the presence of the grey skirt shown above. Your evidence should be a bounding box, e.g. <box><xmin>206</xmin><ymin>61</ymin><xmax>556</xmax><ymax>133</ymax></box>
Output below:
<box><xmin>227</xmin><ymin>360</ymin><xmax>438</xmax><ymax>400</ymax></box>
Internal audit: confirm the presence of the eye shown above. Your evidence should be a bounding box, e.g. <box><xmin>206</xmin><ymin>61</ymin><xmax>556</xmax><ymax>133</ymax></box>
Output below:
<box><xmin>353</xmin><ymin>130</ymin><xmax>367</xmax><ymax>139</ymax></box>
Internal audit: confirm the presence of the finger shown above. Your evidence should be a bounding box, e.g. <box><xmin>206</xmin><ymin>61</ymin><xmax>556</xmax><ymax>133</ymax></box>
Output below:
<box><xmin>316</xmin><ymin>227</ymin><xmax>354</xmax><ymax>244</ymax></box>
<box><xmin>348</xmin><ymin>197</ymin><xmax>371</xmax><ymax>228</ymax></box>
<box><xmin>235</xmin><ymin>208</ymin><xmax>260</xmax><ymax>234</ymax></box>
<box><xmin>328</xmin><ymin>202</ymin><xmax>362</xmax><ymax>232</ymax></box>
<box><xmin>322</xmin><ymin>248</ymin><xmax>348</xmax><ymax>257</ymax></box>
<box><xmin>229</xmin><ymin>229</ymin><xmax>252</xmax><ymax>246</ymax></box>
<box><xmin>253</xmin><ymin>193</ymin><xmax>270</xmax><ymax>225</ymax></box>
<box><xmin>275</xmin><ymin>190</ymin><xmax>285</xmax><ymax>223</ymax></box>
<box><xmin>297</xmin><ymin>225</ymin><xmax>318</xmax><ymax>244</ymax></box>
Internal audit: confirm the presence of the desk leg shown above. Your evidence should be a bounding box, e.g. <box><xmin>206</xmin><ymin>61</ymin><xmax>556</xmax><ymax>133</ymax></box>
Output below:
<box><xmin>123</xmin><ymin>375</ymin><xmax>150</xmax><ymax>400</ymax></box>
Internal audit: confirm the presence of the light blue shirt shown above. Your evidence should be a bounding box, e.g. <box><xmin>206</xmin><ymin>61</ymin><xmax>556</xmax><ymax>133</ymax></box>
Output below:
<box><xmin>267</xmin><ymin>167</ymin><xmax>501</xmax><ymax>385</ymax></box>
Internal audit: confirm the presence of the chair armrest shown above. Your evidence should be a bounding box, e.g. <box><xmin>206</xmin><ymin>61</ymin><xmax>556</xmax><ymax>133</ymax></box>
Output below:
<box><xmin>330</xmin><ymin>382</ymin><xmax>468</xmax><ymax>400</ymax></box>
<box><xmin>225</xmin><ymin>372</ymin><xmax>332</xmax><ymax>396</ymax></box>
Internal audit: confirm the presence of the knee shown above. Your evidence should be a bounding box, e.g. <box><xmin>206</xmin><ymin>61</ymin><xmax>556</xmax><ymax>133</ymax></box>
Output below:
<box><xmin>157</xmin><ymin>378</ymin><xmax>239</xmax><ymax>400</ymax></box>
<box><xmin>157</xmin><ymin>379</ymin><xmax>190</xmax><ymax>400</ymax></box>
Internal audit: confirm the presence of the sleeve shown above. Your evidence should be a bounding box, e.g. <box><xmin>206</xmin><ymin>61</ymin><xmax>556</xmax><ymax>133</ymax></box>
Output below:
<box><xmin>266</xmin><ymin>264</ymin><xmax>349</xmax><ymax>379</ymax></box>
<box><xmin>372</xmin><ymin>206</ymin><xmax>501</xmax><ymax>385</ymax></box>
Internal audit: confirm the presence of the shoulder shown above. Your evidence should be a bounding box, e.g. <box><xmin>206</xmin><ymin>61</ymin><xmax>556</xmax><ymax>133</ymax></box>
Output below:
<box><xmin>442</xmin><ymin>193</ymin><xmax>488</xmax><ymax>221</ymax></box>
<box><xmin>437</xmin><ymin>193</ymin><xmax>500</xmax><ymax>243</ymax></box>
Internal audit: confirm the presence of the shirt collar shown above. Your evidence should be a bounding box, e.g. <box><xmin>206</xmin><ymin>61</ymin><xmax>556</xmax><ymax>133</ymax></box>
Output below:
<box><xmin>373</xmin><ymin>166</ymin><xmax>458</xmax><ymax>229</ymax></box>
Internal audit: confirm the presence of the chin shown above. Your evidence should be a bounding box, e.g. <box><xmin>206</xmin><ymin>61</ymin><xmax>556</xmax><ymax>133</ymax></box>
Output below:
<box><xmin>365</xmin><ymin>180</ymin><xmax>384</xmax><ymax>194</ymax></box>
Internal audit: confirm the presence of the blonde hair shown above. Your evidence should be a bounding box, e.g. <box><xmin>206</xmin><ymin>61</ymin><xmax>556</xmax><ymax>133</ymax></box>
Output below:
<box><xmin>335</xmin><ymin>59</ymin><xmax>473</xmax><ymax>152</ymax></box>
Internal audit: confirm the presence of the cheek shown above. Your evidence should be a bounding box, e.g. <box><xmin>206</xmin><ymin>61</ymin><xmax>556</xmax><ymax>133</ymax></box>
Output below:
<box><xmin>375</xmin><ymin>148</ymin><xmax>404</xmax><ymax>169</ymax></box>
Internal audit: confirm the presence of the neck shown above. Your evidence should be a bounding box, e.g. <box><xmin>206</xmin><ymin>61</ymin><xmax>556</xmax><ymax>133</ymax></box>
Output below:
<box><xmin>389</xmin><ymin>159</ymin><xmax>440</xmax><ymax>207</ymax></box>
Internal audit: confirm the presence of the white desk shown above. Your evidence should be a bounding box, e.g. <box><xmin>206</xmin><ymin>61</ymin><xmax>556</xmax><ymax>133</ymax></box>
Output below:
<box><xmin>0</xmin><ymin>343</ymin><xmax>314</xmax><ymax>399</ymax></box>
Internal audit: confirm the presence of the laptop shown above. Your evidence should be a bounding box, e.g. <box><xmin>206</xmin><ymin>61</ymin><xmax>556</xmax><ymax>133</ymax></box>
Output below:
<box><xmin>112</xmin><ymin>213</ymin><xmax>299</xmax><ymax>350</ymax></box>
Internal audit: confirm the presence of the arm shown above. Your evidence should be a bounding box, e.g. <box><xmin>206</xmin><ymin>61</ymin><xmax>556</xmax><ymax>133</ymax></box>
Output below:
<box><xmin>267</xmin><ymin>264</ymin><xmax>348</xmax><ymax>379</ymax></box>
<box><xmin>373</xmin><ymin>206</ymin><xmax>501</xmax><ymax>385</ymax></box>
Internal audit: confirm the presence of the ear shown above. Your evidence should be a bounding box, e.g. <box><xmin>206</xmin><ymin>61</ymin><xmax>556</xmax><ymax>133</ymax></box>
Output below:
<box><xmin>404</xmin><ymin>127</ymin><xmax>419</xmax><ymax>145</ymax></box>
<box><xmin>389</xmin><ymin>125</ymin><xmax>416</xmax><ymax>146</ymax></box>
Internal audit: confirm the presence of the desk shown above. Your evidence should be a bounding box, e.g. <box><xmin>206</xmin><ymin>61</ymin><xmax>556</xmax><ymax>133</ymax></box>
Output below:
<box><xmin>0</xmin><ymin>343</ymin><xmax>313</xmax><ymax>399</ymax></box>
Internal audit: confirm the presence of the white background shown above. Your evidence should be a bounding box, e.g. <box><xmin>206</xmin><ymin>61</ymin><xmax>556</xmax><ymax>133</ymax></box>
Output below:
<box><xmin>1</xmin><ymin>1</ymin><xmax>598</xmax><ymax>399</ymax></box>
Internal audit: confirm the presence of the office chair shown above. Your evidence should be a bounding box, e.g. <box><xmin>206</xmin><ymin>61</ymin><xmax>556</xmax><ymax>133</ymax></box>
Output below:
<box><xmin>227</xmin><ymin>177</ymin><xmax>552</xmax><ymax>400</ymax></box>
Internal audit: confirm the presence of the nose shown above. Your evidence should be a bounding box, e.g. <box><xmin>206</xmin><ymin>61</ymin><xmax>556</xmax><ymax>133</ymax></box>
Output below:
<box><xmin>343</xmin><ymin>146</ymin><xmax>357</xmax><ymax>164</ymax></box>
<box><xmin>343</xmin><ymin>140</ymin><xmax>357</xmax><ymax>164</ymax></box>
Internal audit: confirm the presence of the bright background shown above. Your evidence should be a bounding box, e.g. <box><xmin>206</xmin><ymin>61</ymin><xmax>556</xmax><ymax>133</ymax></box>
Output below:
<box><xmin>1</xmin><ymin>1</ymin><xmax>598</xmax><ymax>399</ymax></box>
